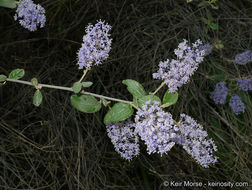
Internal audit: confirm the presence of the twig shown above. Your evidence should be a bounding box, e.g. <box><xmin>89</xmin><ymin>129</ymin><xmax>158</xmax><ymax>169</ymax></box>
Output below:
<box><xmin>6</xmin><ymin>78</ymin><xmax>138</xmax><ymax>109</ymax></box>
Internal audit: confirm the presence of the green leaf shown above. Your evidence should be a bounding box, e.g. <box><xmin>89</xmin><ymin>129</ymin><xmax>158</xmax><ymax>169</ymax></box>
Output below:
<box><xmin>211</xmin><ymin>74</ymin><xmax>225</xmax><ymax>81</ymax></box>
<box><xmin>201</xmin><ymin>17</ymin><xmax>209</xmax><ymax>24</ymax></box>
<box><xmin>210</xmin><ymin>4</ymin><xmax>219</xmax><ymax>9</ymax></box>
<box><xmin>8</xmin><ymin>69</ymin><xmax>25</xmax><ymax>80</ymax></box>
<box><xmin>210</xmin><ymin>0</ymin><xmax>217</xmax><ymax>3</ymax></box>
<box><xmin>104</xmin><ymin>103</ymin><xmax>134</xmax><ymax>125</ymax></box>
<box><xmin>31</xmin><ymin>78</ymin><xmax>38</xmax><ymax>86</ymax></box>
<box><xmin>209</xmin><ymin>23</ymin><xmax>219</xmax><ymax>30</ymax></box>
<box><xmin>0</xmin><ymin>0</ymin><xmax>16</xmax><ymax>9</ymax></box>
<box><xmin>0</xmin><ymin>74</ymin><xmax>7</xmax><ymax>82</ymax></box>
<box><xmin>162</xmin><ymin>91</ymin><xmax>178</xmax><ymax>108</ymax></box>
<box><xmin>72</xmin><ymin>82</ymin><xmax>82</xmax><ymax>93</ymax></box>
<box><xmin>133</xmin><ymin>96</ymin><xmax>138</xmax><ymax>107</ymax></box>
<box><xmin>70</xmin><ymin>94</ymin><xmax>101</xmax><ymax>113</ymax></box>
<box><xmin>122</xmin><ymin>79</ymin><xmax>146</xmax><ymax>98</ymax></box>
<box><xmin>136</xmin><ymin>95</ymin><xmax>161</xmax><ymax>108</ymax></box>
<box><xmin>33</xmin><ymin>90</ymin><xmax>42</xmax><ymax>107</ymax></box>
<box><xmin>82</xmin><ymin>81</ymin><xmax>93</xmax><ymax>88</ymax></box>
<box><xmin>197</xmin><ymin>1</ymin><xmax>207</xmax><ymax>7</ymax></box>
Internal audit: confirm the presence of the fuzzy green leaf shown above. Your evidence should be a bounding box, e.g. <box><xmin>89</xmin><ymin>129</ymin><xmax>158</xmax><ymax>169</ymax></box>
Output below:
<box><xmin>0</xmin><ymin>0</ymin><xmax>16</xmax><ymax>9</ymax></box>
<box><xmin>104</xmin><ymin>103</ymin><xmax>134</xmax><ymax>125</ymax></box>
<box><xmin>162</xmin><ymin>90</ymin><xmax>178</xmax><ymax>108</ymax></box>
<box><xmin>211</xmin><ymin>74</ymin><xmax>225</xmax><ymax>81</ymax></box>
<box><xmin>209</xmin><ymin>23</ymin><xmax>219</xmax><ymax>30</ymax></box>
<box><xmin>70</xmin><ymin>94</ymin><xmax>101</xmax><ymax>113</ymax></box>
<box><xmin>0</xmin><ymin>74</ymin><xmax>7</xmax><ymax>82</ymax></box>
<box><xmin>72</xmin><ymin>82</ymin><xmax>82</xmax><ymax>93</ymax></box>
<box><xmin>122</xmin><ymin>79</ymin><xmax>146</xmax><ymax>98</ymax></box>
<box><xmin>33</xmin><ymin>90</ymin><xmax>42</xmax><ymax>107</ymax></box>
<box><xmin>210</xmin><ymin>4</ymin><xmax>219</xmax><ymax>9</ymax></box>
<box><xmin>201</xmin><ymin>17</ymin><xmax>209</xmax><ymax>24</ymax></box>
<box><xmin>8</xmin><ymin>69</ymin><xmax>25</xmax><ymax>80</ymax></box>
<box><xmin>198</xmin><ymin>1</ymin><xmax>207</xmax><ymax>7</ymax></box>
<box><xmin>82</xmin><ymin>81</ymin><xmax>93</xmax><ymax>88</ymax></box>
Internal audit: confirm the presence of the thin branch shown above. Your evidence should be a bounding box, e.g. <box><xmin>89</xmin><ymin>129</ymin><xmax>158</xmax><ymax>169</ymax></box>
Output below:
<box><xmin>6</xmin><ymin>78</ymin><xmax>138</xmax><ymax>109</ymax></box>
<box><xmin>151</xmin><ymin>82</ymin><xmax>166</xmax><ymax>95</ymax></box>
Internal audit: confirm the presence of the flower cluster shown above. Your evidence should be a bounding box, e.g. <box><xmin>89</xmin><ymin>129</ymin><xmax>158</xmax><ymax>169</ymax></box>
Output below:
<box><xmin>210</xmin><ymin>82</ymin><xmax>228</xmax><ymax>104</ymax></box>
<box><xmin>199</xmin><ymin>44</ymin><xmax>212</xmax><ymax>56</ymax></box>
<box><xmin>14</xmin><ymin>0</ymin><xmax>46</xmax><ymax>31</ymax></box>
<box><xmin>178</xmin><ymin>114</ymin><xmax>218</xmax><ymax>168</ymax></box>
<box><xmin>134</xmin><ymin>101</ymin><xmax>179</xmax><ymax>155</ymax></box>
<box><xmin>153</xmin><ymin>39</ymin><xmax>207</xmax><ymax>93</ymax></box>
<box><xmin>235</xmin><ymin>50</ymin><xmax>252</xmax><ymax>65</ymax></box>
<box><xmin>106</xmin><ymin>120</ymin><xmax>140</xmax><ymax>160</ymax></box>
<box><xmin>77</xmin><ymin>20</ymin><xmax>112</xmax><ymax>69</ymax></box>
<box><xmin>229</xmin><ymin>95</ymin><xmax>245</xmax><ymax>115</ymax></box>
<box><xmin>237</xmin><ymin>78</ymin><xmax>252</xmax><ymax>91</ymax></box>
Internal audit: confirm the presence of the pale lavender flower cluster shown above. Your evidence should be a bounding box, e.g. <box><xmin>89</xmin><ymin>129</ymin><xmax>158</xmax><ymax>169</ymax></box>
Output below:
<box><xmin>210</xmin><ymin>82</ymin><xmax>228</xmax><ymax>104</ymax></box>
<box><xmin>106</xmin><ymin>120</ymin><xmax>140</xmax><ymax>160</ymax></box>
<box><xmin>179</xmin><ymin>114</ymin><xmax>218</xmax><ymax>168</ymax></box>
<box><xmin>106</xmin><ymin>101</ymin><xmax>217</xmax><ymax>167</ymax></box>
<box><xmin>134</xmin><ymin>101</ymin><xmax>179</xmax><ymax>155</ymax></box>
<box><xmin>199</xmin><ymin>44</ymin><xmax>212</xmax><ymax>56</ymax></box>
<box><xmin>237</xmin><ymin>78</ymin><xmax>252</xmax><ymax>91</ymax></box>
<box><xmin>235</xmin><ymin>50</ymin><xmax>252</xmax><ymax>65</ymax></box>
<box><xmin>153</xmin><ymin>39</ymin><xmax>207</xmax><ymax>93</ymax></box>
<box><xmin>77</xmin><ymin>20</ymin><xmax>112</xmax><ymax>69</ymax></box>
<box><xmin>229</xmin><ymin>95</ymin><xmax>245</xmax><ymax>115</ymax></box>
<box><xmin>14</xmin><ymin>0</ymin><xmax>46</xmax><ymax>31</ymax></box>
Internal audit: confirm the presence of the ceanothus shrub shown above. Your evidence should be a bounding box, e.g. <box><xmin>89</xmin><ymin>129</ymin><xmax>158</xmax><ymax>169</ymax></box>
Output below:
<box><xmin>0</xmin><ymin>18</ymin><xmax>218</xmax><ymax>168</ymax></box>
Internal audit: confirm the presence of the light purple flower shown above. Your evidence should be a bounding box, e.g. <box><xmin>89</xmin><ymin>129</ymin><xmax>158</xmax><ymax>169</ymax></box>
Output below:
<box><xmin>237</xmin><ymin>78</ymin><xmax>252</xmax><ymax>91</ymax></box>
<box><xmin>229</xmin><ymin>95</ymin><xmax>245</xmax><ymax>115</ymax></box>
<box><xmin>199</xmin><ymin>44</ymin><xmax>212</xmax><ymax>56</ymax></box>
<box><xmin>14</xmin><ymin>0</ymin><xmax>46</xmax><ymax>31</ymax></box>
<box><xmin>178</xmin><ymin>114</ymin><xmax>218</xmax><ymax>168</ymax></box>
<box><xmin>153</xmin><ymin>39</ymin><xmax>207</xmax><ymax>93</ymax></box>
<box><xmin>210</xmin><ymin>82</ymin><xmax>228</xmax><ymax>104</ymax></box>
<box><xmin>235</xmin><ymin>50</ymin><xmax>252</xmax><ymax>65</ymax></box>
<box><xmin>134</xmin><ymin>101</ymin><xmax>179</xmax><ymax>155</ymax></box>
<box><xmin>77</xmin><ymin>20</ymin><xmax>112</xmax><ymax>69</ymax></box>
<box><xmin>106</xmin><ymin>120</ymin><xmax>139</xmax><ymax>160</ymax></box>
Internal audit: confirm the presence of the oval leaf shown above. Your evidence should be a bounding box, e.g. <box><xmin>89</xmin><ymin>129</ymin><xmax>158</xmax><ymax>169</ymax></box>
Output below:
<box><xmin>162</xmin><ymin>90</ymin><xmax>178</xmax><ymax>108</ymax></box>
<box><xmin>0</xmin><ymin>74</ymin><xmax>7</xmax><ymax>82</ymax></box>
<box><xmin>0</xmin><ymin>0</ymin><xmax>16</xmax><ymax>8</ymax></box>
<box><xmin>33</xmin><ymin>90</ymin><xmax>42</xmax><ymax>107</ymax></box>
<box><xmin>136</xmin><ymin>95</ymin><xmax>161</xmax><ymax>108</ymax></box>
<box><xmin>104</xmin><ymin>103</ymin><xmax>134</xmax><ymax>125</ymax></box>
<box><xmin>82</xmin><ymin>81</ymin><xmax>93</xmax><ymax>88</ymax></box>
<box><xmin>209</xmin><ymin>23</ymin><xmax>219</xmax><ymax>30</ymax></box>
<box><xmin>122</xmin><ymin>79</ymin><xmax>146</xmax><ymax>98</ymax></box>
<box><xmin>72</xmin><ymin>82</ymin><xmax>82</xmax><ymax>93</ymax></box>
<box><xmin>211</xmin><ymin>74</ymin><xmax>225</xmax><ymax>81</ymax></box>
<box><xmin>198</xmin><ymin>1</ymin><xmax>207</xmax><ymax>7</ymax></box>
<box><xmin>8</xmin><ymin>69</ymin><xmax>25</xmax><ymax>80</ymax></box>
<box><xmin>70</xmin><ymin>94</ymin><xmax>101</xmax><ymax>113</ymax></box>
